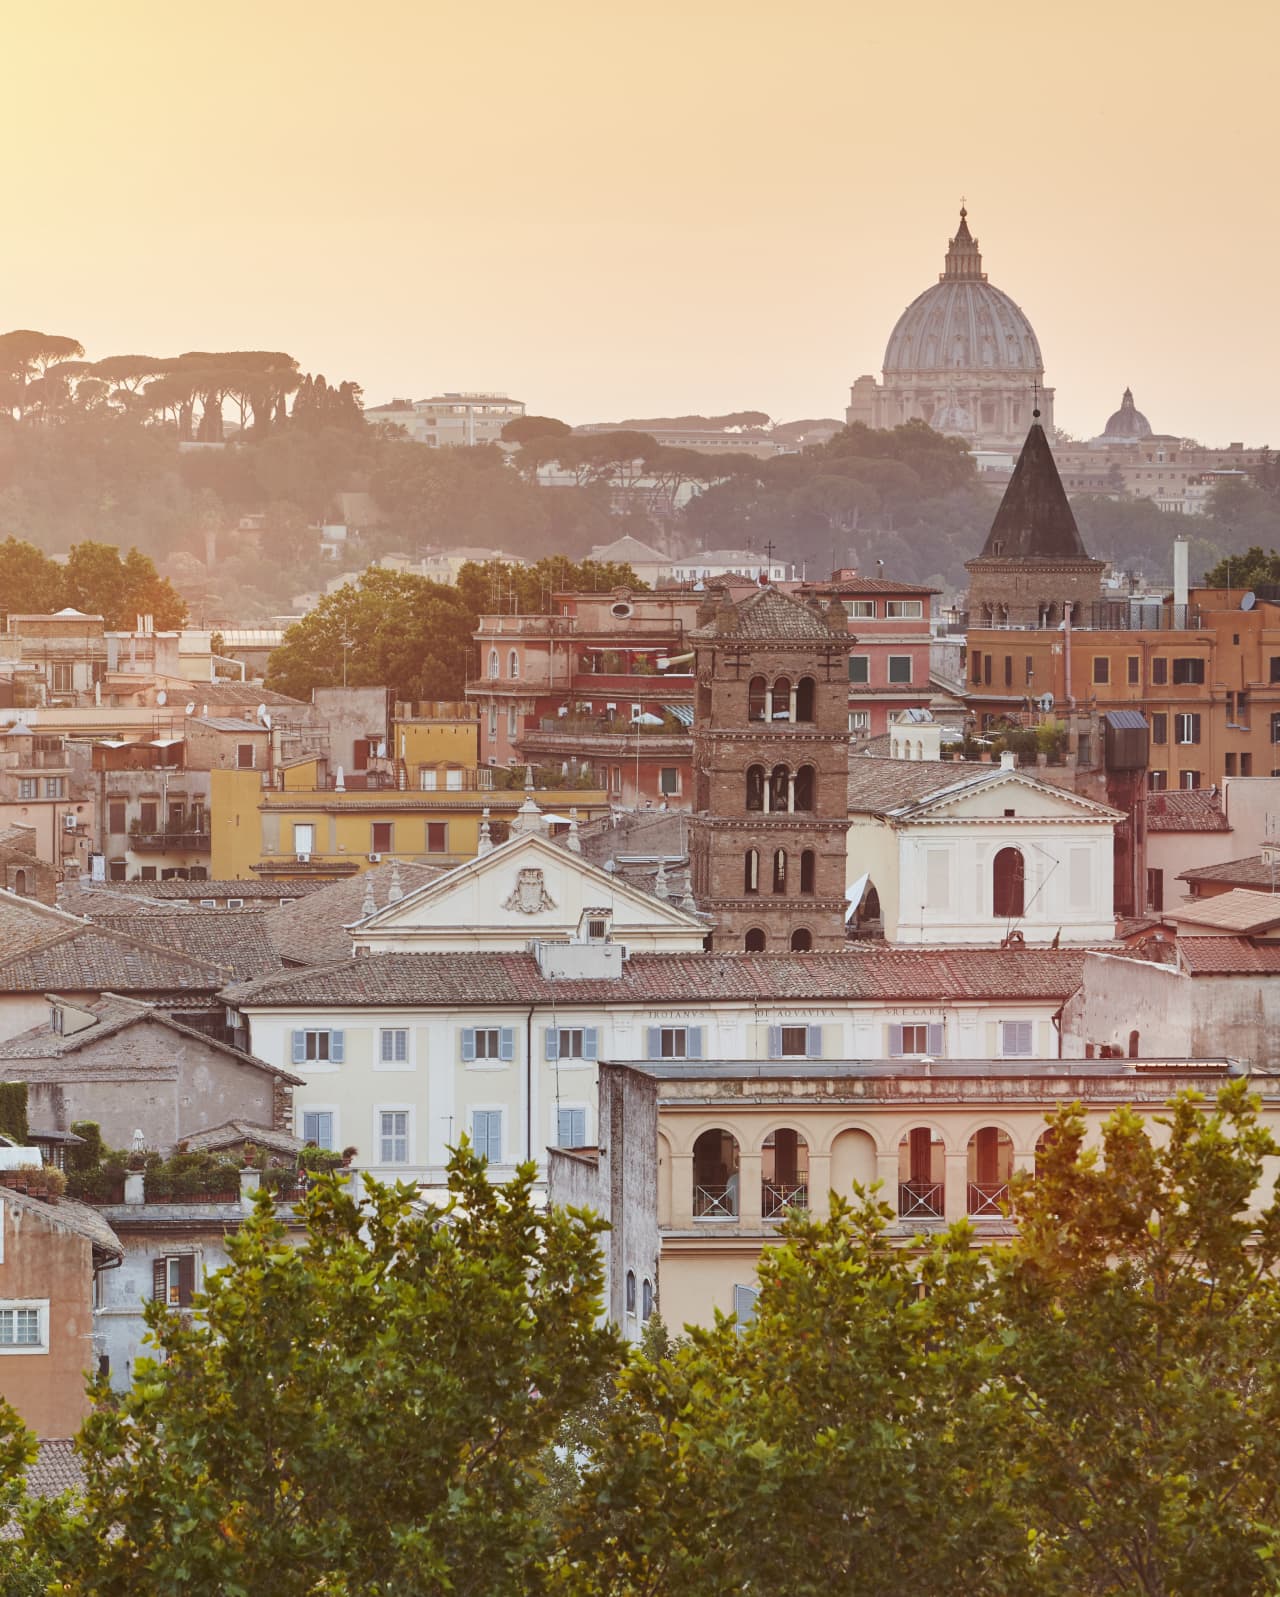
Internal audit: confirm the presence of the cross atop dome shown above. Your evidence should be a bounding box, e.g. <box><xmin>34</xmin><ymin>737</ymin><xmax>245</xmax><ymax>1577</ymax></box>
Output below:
<box><xmin>941</xmin><ymin>205</ymin><xmax>986</xmax><ymax>282</ymax></box>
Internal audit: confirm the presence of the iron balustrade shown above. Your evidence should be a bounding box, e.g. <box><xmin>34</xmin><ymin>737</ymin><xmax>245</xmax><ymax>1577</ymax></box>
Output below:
<box><xmin>898</xmin><ymin>1180</ymin><xmax>944</xmax><ymax>1220</ymax></box>
<box><xmin>762</xmin><ymin>1182</ymin><xmax>809</xmax><ymax>1220</ymax></box>
<box><xmin>693</xmin><ymin>1184</ymin><xmax>739</xmax><ymax>1219</ymax></box>
<box><xmin>966</xmin><ymin>1182</ymin><xmax>1010</xmax><ymax>1218</ymax></box>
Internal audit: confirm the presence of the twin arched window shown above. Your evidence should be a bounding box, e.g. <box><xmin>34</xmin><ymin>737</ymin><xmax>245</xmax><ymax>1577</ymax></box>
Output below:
<box><xmin>744</xmin><ymin>763</ymin><xmax>816</xmax><ymax>813</ymax></box>
<box><xmin>746</xmin><ymin>674</ymin><xmax>817</xmax><ymax>724</ymax></box>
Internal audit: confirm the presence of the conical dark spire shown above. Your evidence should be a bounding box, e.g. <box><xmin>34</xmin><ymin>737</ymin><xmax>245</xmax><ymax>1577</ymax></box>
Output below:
<box><xmin>979</xmin><ymin>419</ymin><xmax>1091</xmax><ymax>561</ymax></box>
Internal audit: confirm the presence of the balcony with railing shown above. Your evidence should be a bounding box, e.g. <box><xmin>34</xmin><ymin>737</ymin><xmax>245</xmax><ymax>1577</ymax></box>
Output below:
<box><xmin>966</xmin><ymin>1181</ymin><xmax>1010</xmax><ymax>1218</ymax></box>
<box><xmin>762</xmin><ymin>1181</ymin><xmax>809</xmax><ymax>1220</ymax></box>
<box><xmin>128</xmin><ymin>830</ymin><xmax>212</xmax><ymax>854</ymax></box>
<box><xmin>693</xmin><ymin>1184</ymin><xmax>738</xmax><ymax>1220</ymax></box>
<box><xmin>897</xmin><ymin>1180</ymin><xmax>945</xmax><ymax>1221</ymax></box>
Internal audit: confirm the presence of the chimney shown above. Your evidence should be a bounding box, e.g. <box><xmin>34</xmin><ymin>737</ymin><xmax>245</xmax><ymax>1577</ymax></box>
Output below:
<box><xmin>1173</xmin><ymin>538</ymin><xmax>1189</xmax><ymax>610</ymax></box>
<box><xmin>999</xmin><ymin>749</ymin><xmax>1017</xmax><ymax>771</ymax></box>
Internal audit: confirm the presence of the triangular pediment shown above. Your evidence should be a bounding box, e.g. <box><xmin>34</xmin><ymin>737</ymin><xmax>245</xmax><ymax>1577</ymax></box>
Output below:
<box><xmin>351</xmin><ymin>831</ymin><xmax>706</xmax><ymax>952</ymax></box>
<box><xmin>901</xmin><ymin>769</ymin><xmax>1123</xmax><ymax>823</ymax></box>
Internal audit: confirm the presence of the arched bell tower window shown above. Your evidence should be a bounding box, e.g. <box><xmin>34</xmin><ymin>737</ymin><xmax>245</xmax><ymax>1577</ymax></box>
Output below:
<box><xmin>744</xmin><ymin>849</ymin><xmax>759</xmax><ymax>894</ymax></box>
<box><xmin>747</xmin><ymin>676</ymin><xmax>767</xmax><ymax>722</ymax></box>
<box><xmin>795</xmin><ymin>677</ymin><xmax>815</xmax><ymax>723</ymax></box>
<box><xmin>772</xmin><ymin>849</ymin><xmax>787</xmax><ymax>894</ymax></box>
<box><xmin>745</xmin><ymin>927</ymin><xmax>766</xmax><ymax>952</ymax></box>
<box><xmin>745</xmin><ymin>765</ymin><xmax>765</xmax><ymax>811</ymax></box>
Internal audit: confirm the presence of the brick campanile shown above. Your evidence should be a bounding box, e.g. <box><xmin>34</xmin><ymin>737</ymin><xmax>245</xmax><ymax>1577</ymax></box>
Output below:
<box><xmin>688</xmin><ymin>587</ymin><xmax>852</xmax><ymax>952</ymax></box>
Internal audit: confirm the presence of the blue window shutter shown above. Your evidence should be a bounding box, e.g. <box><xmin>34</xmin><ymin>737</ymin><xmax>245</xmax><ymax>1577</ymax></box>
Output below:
<box><xmin>807</xmin><ymin>1025</ymin><xmax>822</xmax><ymax>1059</ymax></box>
<box><xmin>768</xmin><ymin>1025</ymin><xmax>782</xmax><ymax>1058</ymax></box>
<box><xmin>647</xmin><ymin>1026</ymin><xmax>661</xmax><ymax>1059</ymax></box>
<box><xmin>687</xmin><ymin>1027</ymin><xmax>703</xmax><ymax>1060</ymax></box>
<box><xmin>889</xmin><ymin>1024</ymin><xmax>903</xmax><ymax>1057</ymax></box>
<box><xmin>583</xmin><ymin>1027</ymin><xmax>599</xmax><ymax>1062</ymax></box>
<box><xmin>545</xmin><ymin>1027</ymin><xmax>559</xmax><ymax>1062</ymax></box>
<box><xmin>291</xmin><ymin>1030</ymin><xmax>305</xmax><ymax>1065</ymax></box>
<box><xmin>461</xmin><ymin>1029</ymin><xmax>476</xmax><ymax>1063</ymax></box>
<box><xmin>928</xmin><ymin>1022</ymin><xmax>944</xmax><ymax>1055</ymax></box>
<box><xmin>330</xmin><ymin>1031</ymin><xmax>344</xmax><ymax>1063</ymax></box>
<box><xmin>499</xmin><ymin>1027</ymin><xmax>515</xmax><ymax>1061</ymax></box>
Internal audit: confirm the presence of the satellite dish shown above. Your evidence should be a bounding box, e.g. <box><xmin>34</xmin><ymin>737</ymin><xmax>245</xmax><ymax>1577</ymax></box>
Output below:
<box><xmin>1037</xmin><ymin>692</ymin><xmax>1055</xmax><ymax>713</ymax></box>
<box><xmin>261</xmin><ymin>712</ymin><xmax>272</xmax><ymax>730</ymax></box>
<box><xmin>156</xmin><ymin>689</ymin><xmax>167</xmax><ymax>706</ymax></box>
<box><xmin>1241</xmin><ymin>591</ymin><xmax>1257</xmax><ymax>611</ymax></box>
<box><xmin>257</xmin><ymin>702</ymin><xmax>267</xmax><ymax>720</ymax></box>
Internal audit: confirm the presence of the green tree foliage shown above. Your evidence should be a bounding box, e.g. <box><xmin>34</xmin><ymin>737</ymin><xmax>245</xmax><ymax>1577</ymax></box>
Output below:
<box><xmin>501</xmin><ymin>414</ymin><xmax>572</xmax><ymax>444</ymax></box>
<box><xmin>1202</xmin><ymin>542</ymin><xmax>1280</xmax><ymax>589</ymax></box>
<box><xmin>560</xmin><ymin>1085</ymin><xmax>1280</xmax><ymax>1596</ymax></box>
<box><xmin>30</xmin><ymin>1148</ymin><xmax>617</xmax><ymax>1595</ymax></box>
<box><xmin>0</xmin><ymin>1081</ymin><xmax>28</xmax><ymax>1142</ymax></box>
<box><xmin>0</xmin><ymin>536</ymin><xmax>65</xmax><ymax>616</ymax></box>
<box><xmin>62</xmin><ymin>541</ymin><xmax>188</xmax><ymax>629</ymax></box>
<box><xmin>0</xmin><ymin>1400</ymin><xmax>53</xmax><ymax>1597</ymax></box>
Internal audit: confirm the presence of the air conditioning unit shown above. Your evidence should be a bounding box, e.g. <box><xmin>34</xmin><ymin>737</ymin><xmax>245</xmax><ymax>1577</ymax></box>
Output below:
<box><xmin>63</xmin><ymin>814</ymin><xmax>78</xmax><ymax>832</ymax></box>
<box><xmin>296</xmin><ymin>852</ymin><xmax>311</xmax><ymax>864</ymax></box>
<box><xmin>368</xmin><ymin>852</ymin><xmax>382</xmax><ymax>863</ymax></box>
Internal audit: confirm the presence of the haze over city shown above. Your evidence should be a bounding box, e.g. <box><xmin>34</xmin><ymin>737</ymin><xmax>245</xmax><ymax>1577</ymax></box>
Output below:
<box><xmin>5</xmin><ymin>0</ymin><xmax>1277</xmax><ymax>441</ymax></box>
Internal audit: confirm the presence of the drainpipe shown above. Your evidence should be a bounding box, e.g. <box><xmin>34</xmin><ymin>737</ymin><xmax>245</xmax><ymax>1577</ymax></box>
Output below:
<box><xmin>525</xmin><ymin>1005</ymin><xmax>535</xmax><ymax>1161</ymax></box>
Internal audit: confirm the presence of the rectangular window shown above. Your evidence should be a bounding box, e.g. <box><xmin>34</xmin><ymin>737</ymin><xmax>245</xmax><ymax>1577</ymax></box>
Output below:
<box><xmin>1151</xmin><ymin>713</ymin><xmax>1167</xmax><ymax>746</ymax></box>
<box><xmin>17</xmin><ymin>779</ymin><xmax>36</xmax><ymax>801</ymax></box>
<box><xmin>50</xmin><ymin>662</ymin><xmax>74</xmax><ymax>694</ymax></box>
<box><xmin>971</xmin><ymin>651</ymin><xmax>982</xmax><ymax>685</ymax></box>
<box><xmin>43</xmin><ymin>777</ymin><xmax>63</xmax><ymax>799</ymax></box>
<box><xmin>556</xmin><ymin>1107</ymin><xmax>587</xmax><ymax>1148</ymax></box>
<box><xmin>379</xmin><ymin>1028</ymin><xmax>409</xmax><ymax>1064</ymax></box>
<box><xmin>471</xmin><ymin>1109</ymin><xmax>502</xmax><ymax>1163</ymax></box>
<box><xmin>848</xmin><ymin>711</ymin><xmax>870</xmax><ymax>734</ymax></box>
<box><xmin>887</xmin><ymin>656</ymin><xmax>912</xmax><ymax>684</ymax></box>
<box><xmin>152</xmin><ymin>1257</ymin><xmax>195</xmax><ymax>1308</ymax></box>
<box><xmin>420</xmin><ymin>768</ymin><xmax>438</xmax><ymax>790</ymax></box>
<box><xmin>463</xmin><ymin>1027</ymin><xmax>515</xmax><ymax>1062</ymax></box>
<box><xmin>1148</xmin><ymin>769</ymin><xmax>1167</xmax><ymax>791</ymax></box>
<box><xmin>885</xmin><ymin>599</ymin><xmax>923</xmax><ymax>618</ymax></box>
<box><xmin>1003</xmin><ymin>655</ymin><xmax>1012</xmax><ymax>687</ymax></box>
<box><xmin>1176</xmin><ymin>712</ymin><xmax>1201</xmax><ymax>744</ymax></box>
<box><xmin>445</xmin><ymin>767</ymin><xmax>463</xmax><ymax>790</ymax></box>
<box><xmin>0</xmin><ymin>1303</ymin><xmax>46</xmax><ymax>1350</ymax></box>
<box><xmin>1241</xmin><ymin>754</ymin><xmax>1253</xmax><ymax>776</ymax></box>
<box><xmin>139</xmin><ymin>800</ymin><xmax>158</xmax><ymax>831</ymax></box>
<box><xmin>290</xmin><ymin>1029</ymin><xmax>344</xmax><ymax>1064</ymax></box>
<box><xmin>1092</xmin><ymin>656</ymin><xmax>1110</xmax><ymax>685</ymax></box>
<box><xmin>847</xmin><ymin>600</ymin><xmax>875</xmax><ymax>618</ymax></box>
<box><xmin>1271</xmin><ymin>657</ymin><xmax>1280</xmax><ymax>684</ymax></box>
<box><xmin>426</xmin><ymin>822</ymin><xmax>447</xmax><ymax>853</ymax></box>
<box><xmin>108</xmin><ymin>801</ymin><xmax>127</xmax><ymax>833</ymax></box>
<box><xmin>1147</xmin><ymin>868</ymin><xmax>1164</xmax><ymax>913</ymax></box>
<box><xmin>771</xmin><ymin>1024</ymin><xmax>822</xmax><ymax>1059</ymax></box>
<box><xmin>1180</xmin><ymin>770</ymin><xmax>1201</xmax><ymax>789</ymax></box>
<box><xmin>1225</xmin><ymin>753</ymin><xmax>1237</xmax><ymax>776</ymax></box>
<box><xmin>1127</xmin><ymin>656</ymin><xmax>1140</xmax><ymax>685</ymax></box>
<box><xmin>378</xmin><ymin>1110</ymin><xmax>409</xmax><ymax>1164</ymax></box>
<box><xmin>1272</xmin><ymin>713</ymin><xmax>1280</xmax><ymax>745</ymax></box>
<box><xmin>237</xmin><ymin>743</ymin><xmax>255</xmax><ymax>769</ymax></box>
<box><xmin>1025</xmin><ymin>655</ymin><xmax>1034</xmax><ymax>685</ymax></box>
<box><xmin>660</xmin><ymin>767</ymin><xmax>679</xmax><ymax>796</ymax></box>
<box><xmin>1001</xmin><ymin>1020</ymin><xmax>1034</xmax><ymax>1057</ymax></box>
<box><xmin>293</xmin><ymin>823</ymin><xmax>315</xmax><ymax>855</ymax></box>
<box><xmin>545</xmin><ymin>1027</ymin><xmax>599</xmax><ymax>1062</ymax></box>
<box><xmin>848</xmin><ymin>655</ymin><xmax>870</xmax><ymax>684</ymax></box>
<box><xmin>371</xmin><ymin>821</ymin><xmax>393</xmax><ymax>853</ymax></box>
<box><xmin>646</xmin><ymin>1026</ymin><xmax>702</xmax><ymax>1060</ymax></box>
<box><xmin>1152</xmin><ymin>657</ymin><xmax>1168</xmax><ymax>684</ymax></box>
<box><xmin>1172</xmin><ymin>657</ymin><xmax>1205</xmax><ymax>685</ymax></box>
<box><xmin>889</xmin><ymin>1022</ymin><xmax>944</xmax><ymax>1057</ymax></box>
<box><xmin>983</xmin><ymin>654</ymin><xmax>992</xmax><ymax>686</ymax></box>
<box><xmin>302</xmin><ymin>1110</ymin><xmax>334</xmax><ymax>1149</ymax></box>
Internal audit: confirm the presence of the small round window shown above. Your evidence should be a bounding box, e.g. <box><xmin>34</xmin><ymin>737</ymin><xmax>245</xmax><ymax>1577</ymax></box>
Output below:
<box><xmin>611</xmin><ymin>602</ymin><xmax>633</xmax><ymax>618</ymax></box>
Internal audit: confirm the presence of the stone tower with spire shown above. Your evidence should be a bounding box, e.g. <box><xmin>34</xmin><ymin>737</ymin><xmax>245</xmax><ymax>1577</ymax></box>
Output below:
<box><xmin>688</xmin><ymin>587</ymin><xmax>852</xmax><ymax>953</ymax></box>
<box><xmin>965</xmin><ymin>414</ymin><xmax>1105</xmax><ymax>627</ymax></box>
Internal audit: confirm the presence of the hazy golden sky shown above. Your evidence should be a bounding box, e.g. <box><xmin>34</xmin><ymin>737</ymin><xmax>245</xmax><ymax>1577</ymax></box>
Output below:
<box><xmin>3</xmin><ymin>0</ymin><xmax>1276</xmax><ymax>443</ymax></box>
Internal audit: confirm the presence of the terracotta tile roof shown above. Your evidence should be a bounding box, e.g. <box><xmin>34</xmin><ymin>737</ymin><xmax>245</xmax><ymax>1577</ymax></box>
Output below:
<box><xmin>0</xmin><ymin>921</ymin><xmax>233</xmax><ymax>994</ymax></box>
<box><xmin>690</xmin><ymin>586</ymin><xmax>847</xmax><ymax>641</ymax></box>
<box><xmin>181</xmin><ymin>681</ymin><xmax>305</xmax><ymax>708</ymax></box>
<box><xmin>0</xmin><ymin>992</ymin><xmax>303</xmax><ymax>1082</ymax></box>
<box><xmin>1172</xmin><ymin>890</ymin><xmax>1280</xmax><ymax>935</ymax></box>
<box><xmin>228</xmin><ymin>947</ymin><xmax>1090</xmax><ymax>1010</ymax></box>
<box><xmin>183</xmin><ymin>1119</ymin><xmax>304</xmax><ymax>1155</ymax></box>
<box><xmin>846</xmin><ymin>756</ymin><xmax>986</xmax><ymax>812</ymax></box>
<box><xmin>25</xmin><ymin>1438</ymin><xmax>86</xmax><ymax>1495</ymax></box>
<box><xmin>265</xmin><ymin>861</ymin><xmax>445</xmax><ymax>966</ymax></box>
<box><xmin>1178</xmin><ymin>855</ymin><xmax>1280</xmax><ymax>889</ymax></box>
<box><xmin>1145</xmin><ymin>790</ymin><xmax>1231</xmax><ymax>832</ymax></box>
<box><xmin>67</xmin><ymin>878</ymin><xmax>327</xmax><ymax>902</ymax></box>
<box><xmin>81</xmin><ymin>911</ymin><xmax>282</xmax><ymax>982</ymax></box>
<box><xmin>0</xmin><ymin>1185</ymin><xmax>123</xmax><ymax>1260</ymax></box>
<box><xmin>1178</xmin><ymin>936</ymin><xmax>1280</xmax><ymax>975</ymax></box>
<box><xmin>805</xmin><ymin>577</ymin><xmax>940</xmax><ymax>596</ymax></box>
<box><xmin>0</xmin><ymin>892</ymin><xmax>87</xmax><ymax>955</ymax></box>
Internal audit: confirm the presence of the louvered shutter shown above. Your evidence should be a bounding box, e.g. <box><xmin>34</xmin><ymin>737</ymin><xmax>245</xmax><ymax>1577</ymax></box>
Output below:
<box><xmin>647</xmin><ymin>1027</ymin><xmax>661</xmax><ymax>1059</ymax></box>
<box><xmin>291</xmin><ymin>1030</ymin><xmax>305</xmax><ymax>1064</ymax></box>
<box><xmin>177</xmin><ymin>1254</ymin><xmax>196</xmax><ymax>1307</ymax></box>
<box><xmin>686</xmin><ymin>1027</ymin><xmax>703</xmax><ymax>1060</ymax></box>
<box><xmin>329</xmin><ymin>1031</ymin><xmax>344</xmax><ymax>1063</ymax></box>
<box><xmin>152</xmin><ymin>1258</ymin><xmax>167</xmax><ymax>1301</ymax></box>
<box><xmin>583</xmin><ymin>1028</ymin><xmax>599</xmax><ymax>1062</ymax></box>
<box><xmin>499</xmin><ymin>1028</ymin><xmax>515</xmax><ymax>1061</ymax></box>
<box><xmin>927</xmin><ymin>1022</ymin><xmax>944</xmax><ymax>1055</ymax></box>
<box><xmin>807</xmin><ymin>1025</ymin><xmax>823</xmax><ymax>1059</ymax></box>
<box><xmin>461</xmin><ymin>1029</ymin><xmax>476</xmax><ymax>1062</ymax></box>
<box><xmin>768</xmin><ymin>1025</ymin><xmax>782</xmax><ymax>1058</ymax></box>
<box><xmin>888</xmin><ymin>1024</ymin><xmax>904</xmax><ymax>1057</ymax></box>
<box><xmin>545</xmin><ymin>1027</ymin><xmax>560</xmax><ymax>1062</ymax></box>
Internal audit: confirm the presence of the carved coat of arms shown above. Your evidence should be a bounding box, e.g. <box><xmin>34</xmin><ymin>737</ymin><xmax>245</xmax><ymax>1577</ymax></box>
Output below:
<box><xmin>503</xmin><ymin>867</ymin><xmax>556</xmax><ymax>915</ymax></box>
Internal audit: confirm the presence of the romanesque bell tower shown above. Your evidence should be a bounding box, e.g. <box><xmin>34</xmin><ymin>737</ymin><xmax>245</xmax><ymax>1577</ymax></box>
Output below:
<box><xmin>688</xmin><ymin>588</ymin><xmax>851</xmax><ymax>952</ymax></box>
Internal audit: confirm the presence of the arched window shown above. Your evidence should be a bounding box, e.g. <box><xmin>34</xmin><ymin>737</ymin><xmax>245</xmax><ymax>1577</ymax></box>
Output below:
<box><xmin>762</xmin><ymin>1129</ymin><xmax>810</xmax><ymax>1217</ymax></box>
<box><xmin>745</xmin><ymin>764</ymin><xmax>765</xmax><ymax>811</ymax></box>
<box><xmin>487</xmin><ymin>648</ymin><xmax>499</xmax><ymax>680</ymax></box>
<box><xmin>744</xmin><ymin>849</ymin><xmax>759</xmax><ymax>894</ymax></box>
<box><xmin>772</xmin><ymin>849</ymin><xmax>787</xmax><ymax>894</ymax></box>
<box><xmin>790</xmin><ymin>927</ymin><xmax>812</xmax><ymax>952</ymax></box>
<box><xmin>744</xmin><ymin>927</ymin><xmax>766</xmax><ymax>952</ymax></box>
<box><xmin>967</xmin><ymin>1127</ymin><xmax>1014</xmax><ymax>1216</ymax></box>
<box><xmin>770</xmin><ymin>764</ymin><xmax>790</xmax><ymax>813</ymax></box>
<box><xmin>508</xmin><ymin>650</ymin><xmax>519</xmax><ymax>680</ymax></box>
<box><xmin>693</xmin><ymin>1128</ymin><xmax>740</xmax><ymax>1218</ymax></box>
<box><xmin>993</xmin><ymin>847</ymin><xmax>1025</xmax><ymax>918</ymax></box>
<box><xmin>898</xmin><ymin>1127</ymin><xmax>944</xmax><ymax>1219</ymax></box>
<box><xmin>793</xmin><ymin>765</ymin><xmax>815</xmax><ymax>812</ymax></box>
<box><xmin>747</xmin><ymin>675</ymin><xmax>767</xmax><ymax>722</ymax></box>
<box><xmin>800</xmin><ymin>850</ymin><xmax>815</xmax><ymax>895</ymax></box>
<box><xmin>795</xmin><ymin>676</ymin><xmax>815</xmax><ymax>723</ymax></box>
<box><xmin>1035</xmin><ymin>1127</ymin><xmax>1058</xmax><ymax>1180</ymax></box>
<box><xmin>641</xmin><ymin>1277</ymin><xmax>654</xmax><ymax>1320</ymax></box>
<box><xmin>1128</xmin><ymin>1029</ymin><xmax>1140</xmax><ymax>1058</ymax></box>
<box><xmin>11</xmin><ymin>870</ymin><xmax>27</xmax><ymax>897</ymax></box>
<box><xmin>772</xmin><ymin>676</ymin><xmax>792</xmax><ymax>721</ymax></box>
<box><xmin>625</xmin><ymin>1269</ymin><xmax>636</xmax><ymax>1314</ymax></box>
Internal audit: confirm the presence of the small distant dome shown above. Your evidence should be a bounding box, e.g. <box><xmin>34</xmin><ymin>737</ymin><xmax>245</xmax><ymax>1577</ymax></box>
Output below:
<box><xmin>1101</xmin><ymin>387</ymin><xmax>1152</xmax><ymax>441</ymax></box>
